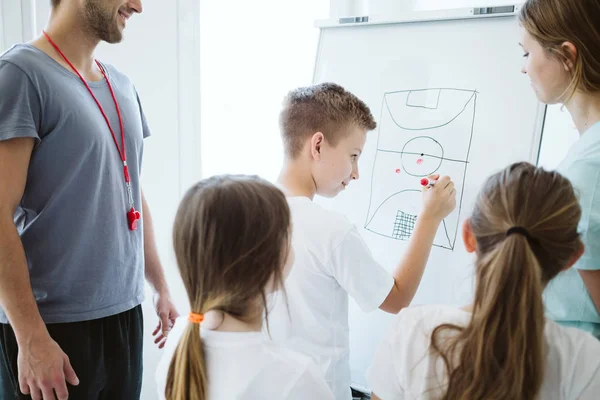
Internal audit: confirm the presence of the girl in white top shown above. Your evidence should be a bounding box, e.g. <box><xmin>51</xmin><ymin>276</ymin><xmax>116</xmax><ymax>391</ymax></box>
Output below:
<box><xmin>367</xmin><ymin>162</ymin><xmax>600</xmax><ymax>400</ymax></box>
<box><xmin>155</xmin><ymin>175</ymin><xmax>334</xmax><ymax>400</ymax></box>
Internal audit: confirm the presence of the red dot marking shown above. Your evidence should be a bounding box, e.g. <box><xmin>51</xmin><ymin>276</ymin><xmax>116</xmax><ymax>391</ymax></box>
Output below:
<box><xmin>395</xmin><ymin>168</ymin><xmax>401</xmax><ymax>174</ymax></box>
<box><xmin>420</xmin><ymin>178</ymin><xmax>429</xmax><ymax>186</ymax></box>
<box><xmin>417</xmin><ymin>158</ymin><xmax>424</xmax><ymax>165</ymax></box>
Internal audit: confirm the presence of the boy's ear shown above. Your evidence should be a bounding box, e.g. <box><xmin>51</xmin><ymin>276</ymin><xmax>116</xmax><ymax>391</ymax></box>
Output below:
<box><xmin>310</xmin><ymin>132</ymin><xmax>325</xmax><ymax>160</ymax></box>
<box><xmin>462</xmin><ymin>219</ymin><xmax>477</xmax><ymax>253</ymax></box>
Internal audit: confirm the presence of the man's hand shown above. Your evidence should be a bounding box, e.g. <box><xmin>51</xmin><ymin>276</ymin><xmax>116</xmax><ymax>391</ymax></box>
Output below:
<box><xmin>17</xmin><ymin>332</ymin><xmax>79</xmax><ymax>400</ymax></box>
<box><xmin>152</xmin><ymin>292</ymin><xmax>179</xmax><ymax>349</ymax></box>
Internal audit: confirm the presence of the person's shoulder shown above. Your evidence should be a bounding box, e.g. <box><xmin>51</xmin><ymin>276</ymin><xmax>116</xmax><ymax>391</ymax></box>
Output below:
<box><xmin>287</xmin><ymin>197</ymin><xmax>353</xmax><ymax>238</ymax></box>
<box><xmin>0</xmin><ymin>44</ymin><xmax>45</xmax><ymax>76</ymax></box>
<box><xmin>545</xmin><ymin>320</ymin><xmax>600</xmax><ymax>355</ymax></box>
<box><xmin>559</xmin><ymin>148</ymin><xmax>600</xmax><ymax>204</ymax></box>
<box><xmin>1</xmin><ymin>44</ymin><xmax>37</xmax><ymax>64</ymax></box>
<box><xmin>584</xmin><ymin>122</ymin><xmax>600</xmax><ymax>151</ymax></box>
<box><xmin>397</xmin><ymin>304</ymin><xmax>468</xmax><ymax>324</ymax></box>
<box><xmin>374</xmin><ymin>305</ymin><xmax>468</xmax><ymax>391</ymax></box>
<box><xmin>287</xmin><ymin>197</ymin><xmax>349</xmax><ymax>222</ymax></box>
<box><xmin>392</xmin><ymin>305</ymin><xmax>469</xmax><ymax>341</ymax></box>
<box><xmin>544</xmin><ymin>320</ymin><xmax>600</xmax><ymax>395</ymax></box>
<box><xmin>566</xmin><ymin>125</ymin><xmax>600</xmax><ymax>167</ymax></box>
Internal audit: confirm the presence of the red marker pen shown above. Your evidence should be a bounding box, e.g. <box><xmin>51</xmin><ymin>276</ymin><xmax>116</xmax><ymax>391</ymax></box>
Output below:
<box><xmin>420</xmin><ymin>178</ymin><xmax>438</xmax><ymax>187</ymax></box>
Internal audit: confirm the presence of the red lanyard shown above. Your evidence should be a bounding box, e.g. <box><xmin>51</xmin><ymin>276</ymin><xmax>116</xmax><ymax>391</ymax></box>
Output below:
<box><xmin>42</xmin><ymin>31</ymin><xmax>141</xmax><ymax>230</ymax></box>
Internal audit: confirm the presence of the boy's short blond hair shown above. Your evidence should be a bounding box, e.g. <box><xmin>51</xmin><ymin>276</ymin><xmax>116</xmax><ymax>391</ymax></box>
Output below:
<box><xmin>279</xmin><ymin>83</ymin><xmax>377</xmax><ymax>158</ymax></box>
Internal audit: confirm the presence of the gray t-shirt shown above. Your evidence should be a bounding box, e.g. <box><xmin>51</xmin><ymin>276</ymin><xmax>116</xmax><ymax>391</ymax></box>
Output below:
<box><xmin>0</xmin><ymin>44</ymin><xmax>148</xmax><ymax>324</ymax></box>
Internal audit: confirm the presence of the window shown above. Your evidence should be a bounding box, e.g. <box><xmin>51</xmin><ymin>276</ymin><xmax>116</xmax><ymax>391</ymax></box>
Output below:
<box><xmin>200</xmin><ymin>1</ymin><xmax>329</xmax><ymax>181</ymax></box>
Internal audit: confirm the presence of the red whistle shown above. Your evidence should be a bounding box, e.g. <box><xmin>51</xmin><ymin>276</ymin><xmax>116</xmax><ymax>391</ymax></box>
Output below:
<box><xmin>127</xmin><ymin>207</ymin><xmax>141</xmax><ymax>231</ymax></box>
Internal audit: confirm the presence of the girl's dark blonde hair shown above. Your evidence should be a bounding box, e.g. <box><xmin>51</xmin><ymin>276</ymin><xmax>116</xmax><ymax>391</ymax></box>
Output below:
<box><xmin>165</xmin><ymin>175</ymin><xmax>291</xmax><ymax>400</ymax></box>
<box><xmin>519</xmin><ymin>0</ymin><xmax>600</xmax><ymax>102</ymax></box>
<box><xmin>431</xmin><ymin>162</ymin><xmax>582</xmax><ymax>400</ymax></box>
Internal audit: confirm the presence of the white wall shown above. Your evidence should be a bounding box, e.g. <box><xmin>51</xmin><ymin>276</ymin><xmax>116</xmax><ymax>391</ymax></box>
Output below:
<box><xmin>198</xmin><ymin>0</ymin><xmax>328</xmax><ymax>182</ymax></box>
<box><xmin>3</xmin><ymin>1</ymin><xmax>200</xmax><ymax>399</ymax></box>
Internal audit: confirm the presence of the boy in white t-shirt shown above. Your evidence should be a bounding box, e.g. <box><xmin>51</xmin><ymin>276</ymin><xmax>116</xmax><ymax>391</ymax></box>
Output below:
<box><xmin>269</xmin><ymin>83</ymin><xmax>457</xmax><ymax>399</ymax></box>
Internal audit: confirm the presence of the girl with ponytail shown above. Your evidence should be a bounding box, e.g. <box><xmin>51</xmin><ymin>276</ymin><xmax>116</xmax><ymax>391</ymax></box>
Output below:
<box><xmin>155</xmin><ymin>175</ymin><xmax>333</xmax><ymax>400</ymax></box>
<box><xmin>367</xmin><ymin>163</ymin><xmax>600</xmax><ymax>399</ymax></box>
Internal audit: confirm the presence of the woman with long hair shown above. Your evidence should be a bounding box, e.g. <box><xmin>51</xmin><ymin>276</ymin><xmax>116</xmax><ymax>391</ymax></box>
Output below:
<box><xmin>520</xmin><ymin>0</ymin><xmax>600</xmax><ymax>338</ymax></box>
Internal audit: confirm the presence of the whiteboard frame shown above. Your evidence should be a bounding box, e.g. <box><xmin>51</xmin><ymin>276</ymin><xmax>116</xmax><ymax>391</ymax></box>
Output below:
<box><xmin>315</xmin><ymin>3</ymin><xmax>524</xmax><ymax>28</ymax></box>
<box><xmin>313</xmin><ymin>4</ymin><xmax>546</xmax><ymax>166</ymax></box>
<box><xmin>534</xmin><ymin>105</ymin><xmax>548</xmax><ymax>165</ymax></box>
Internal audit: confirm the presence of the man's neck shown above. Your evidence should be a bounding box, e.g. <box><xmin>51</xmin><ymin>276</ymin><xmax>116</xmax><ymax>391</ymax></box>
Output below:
<box><xmin>32</xmin><ymin>12</ymin><xmax>102</xmax><ymax>80</ymax></box>
<box><xmin>277</xmin><ymin>158</ymin><xmax>317</xmax><ymax>200</ymax></box>
<box><xmin>565</xmin><ymin>91</ymin><xmax>600</xmax><ymax>135</ymax></box>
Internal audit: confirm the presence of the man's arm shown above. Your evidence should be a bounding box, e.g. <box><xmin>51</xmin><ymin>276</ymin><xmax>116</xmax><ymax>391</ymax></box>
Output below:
<box><xmin>0</xmin><ymin>138</ymin><xmax>44</xmax><ymax>349</ymax></box>
<box><xmin>141</xmin><ymin>191</ymin><xmax>179</xmax><ymax>347</ymax></box>
<box><xmin>0</xmin><ymin>138</ymin><xmax>78</xmax><ymax>399</ymax></box>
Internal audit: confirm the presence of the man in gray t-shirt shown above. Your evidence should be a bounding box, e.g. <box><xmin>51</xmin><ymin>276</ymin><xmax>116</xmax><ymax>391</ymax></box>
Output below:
<box><xmin>0</xmin><ymin>1</ymin><xmax>178</xmax><ymax>399</ymax></box>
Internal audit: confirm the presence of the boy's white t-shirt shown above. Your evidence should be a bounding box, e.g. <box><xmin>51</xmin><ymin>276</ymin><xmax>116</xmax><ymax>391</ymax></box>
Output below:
<box><xmin>367</xmin><ymin>305</ymin><xmax>600</xmax><ymax>400</ymax></box>
<box><xmin>269</xmin><ymin>197</ymin><xmax>395</xmax><ymax>400</ymax></box>
<box><xmin>155</xmin><ymin>317</ymin><xmax>334</xmax><ymax>400</ymax></box>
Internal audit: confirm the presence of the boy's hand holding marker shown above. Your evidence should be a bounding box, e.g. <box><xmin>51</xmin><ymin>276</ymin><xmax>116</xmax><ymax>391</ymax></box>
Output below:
<box><xmin>420</xmin><ymin>174</ymin><xmax>457</xmax><ymax>222</ymax></box>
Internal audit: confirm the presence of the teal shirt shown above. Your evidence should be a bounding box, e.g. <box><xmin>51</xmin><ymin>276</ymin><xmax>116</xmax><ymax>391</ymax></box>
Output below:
<box><xmin>544</xmin><ymin>122</ymin><xmax>600</xmax><ymax>339</ymax></box>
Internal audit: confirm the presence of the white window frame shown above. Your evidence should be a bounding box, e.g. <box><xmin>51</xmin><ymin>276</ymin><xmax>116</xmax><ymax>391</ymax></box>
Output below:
<box><xmin>0</xmin><ymin>0</ymin><xmax>36</xmax><ymax>52</ymax></box>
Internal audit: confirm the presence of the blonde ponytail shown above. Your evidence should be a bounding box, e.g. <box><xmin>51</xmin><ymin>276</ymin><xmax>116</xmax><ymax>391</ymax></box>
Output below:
<box><xmin>165</xmin><ymin>323</ymin><xmax>208</xmax><ymax>400</ymax></box>
<box><xmin>432</xmin><ymin>234</ymin><xmax>545</xmax><ymax>399</ymax></box>
<box><xmin>430</xmin><ymin>162</ymin><xmax>582</xmax><ymax>400</ymax></box>
<box><xmin>166</xmin><ymin>175</ymin><xmax>292</xmax><ymax>400</ymax></box>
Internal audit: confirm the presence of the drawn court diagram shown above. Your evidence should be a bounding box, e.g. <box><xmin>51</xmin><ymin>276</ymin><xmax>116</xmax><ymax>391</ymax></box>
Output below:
<box><xmin>364</xmin><ymin>88</ymin><xmax>477</xmax><ymax>250</ymax></box>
